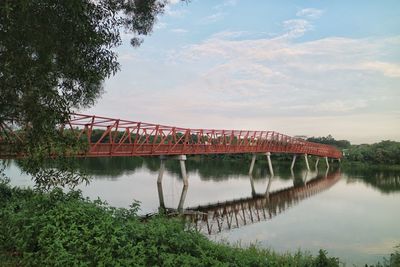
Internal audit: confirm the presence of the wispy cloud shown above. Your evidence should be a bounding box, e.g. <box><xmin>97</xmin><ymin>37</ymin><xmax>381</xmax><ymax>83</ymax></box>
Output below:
<box><xmin>154</xmin><ymin>22</ymin><xmax>167</xmax><ymax>30</ymax></box>
<box><xmin>167</xmin><ymin>0</ymin><xmax>181</xmax><ymax>5</ymax></box>
<box><xmin>165</xmin><ymin>4</ymin><xmax>188</xmax><ymax>18</ymax></box>
<box><xmin>282</xmin><ymin>19</ymin><xmax>313</xmax><ymax>38</ymax></box>
<box><xmin>170</xmin><ymin>28</ymin><xmax>188</xmax><ymax>34</ymax></box>
<box><xmin>213</xmin><ymin>0</ymin><xmax>238</xmax><ymax>10</ymax></box>
<box><xmin>90</xmin><ymin>8</ymin><xmax>400</xmax><ymax>143</ymax></box>
<box><xmin>361</xmin><ymin>61</ymin><xmax>400</xmax><ymax>77</ymax></box>
<box><xmin>296</xmin><ymin>8</ymin><xmax>324</xmax><ymax>19</ymax></box>
<box><xmin>199</xmin><ymin>12</ymin><xmax>226</xmax><ymax>24</ymax></box>
<box><xmin>170</xmin><ymin>22</ymin><xmax>399</xmax><ymax>125</ymax></box>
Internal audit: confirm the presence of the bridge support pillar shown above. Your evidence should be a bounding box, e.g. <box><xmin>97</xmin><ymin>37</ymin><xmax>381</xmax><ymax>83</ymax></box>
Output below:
<box><xmin>325</xmin><ymin>156</ymin><xmax>330</xmax><ymax>169</ymax></box>
<box><xmin>249</xmin><ymin>175</ymin><xmax>256</xmax><ymax>196</ymax></box>
<box><xmin>159</xmin><ymin>155</ymin><xmax>188</xmax><ymax>185</ymax></box>
<box><xmin>157</xmin><ymin>158</ymin><xmax>166</xmax><ymax>210</ymax></box>
<box><xmin>158</xmin><ymin>155</ymin><xmax>188</xmax><ymax>212</ymax></box>
<box><xmin>177</xmin><ymin>183</ymin><xmax>188</xmax><ymax>212</ymax></box>
<box><xmin>304</xmin><ymin>154</ymin><xmax>310</xmax><ymax>171</ymax></box>
<box><xmin>266</xmin><ymin>152</ymin><xmax>274</xmax><ymax>176</ymax></box>
<box><xmin>290</xmin><ymin>154</ymin><xmax>297</xmax><ymax>170</ymax></box>
<box><xmin>315</xmin><ymin>157</ymin><xmax>320</xmax><ymax>170</ymax></box>
<box><xmin>179</xmin><ymin>155</ymin><xmax>189</xmax><ymax>187</ymax></box>
<box><xmin>249</xmin><ymin>154</ymin><xmax>257</xmax><ymax>175</ymax></box>
<box><xmin>265</xmin><ymin>173</ymin><xmax>273</xmax><ymax>197</ymax></box>
<box><xmin>303</xmin><ymin>170</ymin><xmax>309</xmax><ymax>185</ymax></box>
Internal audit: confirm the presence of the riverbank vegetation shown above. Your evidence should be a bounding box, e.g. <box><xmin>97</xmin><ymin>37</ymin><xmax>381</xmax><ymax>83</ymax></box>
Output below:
<box><xmin>307</xmin><ymin>136</ymin><xmax>400</xmax><ymax>165</ymax></box>
<box><xmin>1</xmin><ymin>179</ymin><xmax>399</xmax><ymax>266</ymax></box>
<box><xmin>0</xmin><ymin>180</ymin><xmax>344</xmax><ymax>266</ymax></box>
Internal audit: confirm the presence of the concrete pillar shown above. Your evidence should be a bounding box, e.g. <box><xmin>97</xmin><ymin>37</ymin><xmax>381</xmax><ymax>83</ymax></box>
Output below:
<box><xmin>177</xmin><ymin>183</ymin><xmax>188</xmax><ymax>212</ymax></box>
<box><xmin>249</xmin><ymin>175</ymin><xmax>256</xmax><ymax>196</ymax></box>
<box><xmin>325</xmin><ymin>156</ymin><xmax>330</xmax><ymax>169</ymax></box>
<box><xmin>157</xmin><ymin>158</ymin><xmax>165</xmax><ymax>184</ymax></box>
<box><xmin>249</xmin><ymin>154</ymin><xmax>256</xmax><ymax>175</ymax></box>
<box><xmin>157</xmin><ymin>158</ymin><xmax>166</xmax><ymax>211</ymax></box>
<box><xmin>265</xmin><ymin>174</ymin><xmax>273</xmax><ymax>197</ymax></box>
<box><xmin>178</xmin><ymin>155</ymin><xmax>188</xmax><ymax>212</ymax></box>
<box><xmin>157</xmin><ymin>182</ymin><xmax>165</xmax><ymax>211</ymax></box>
<box><xmin>266</xmin><ymin>152</ymin><xmax>274</xmax><ymax>176</ymax></box>
<box><xmin>315</xmin><ymin>157</ymin><xmax>320</xmax><ymax>171</ymax></box>
<box><xmin>290</xmin><ymin>154</ymin><xmax>297</xmax><ymax>170</ymax></box>
<box><xmin>303</xmin><ymin>170</ymin><xmax>309</xmax><ymax>185</ymax></box>
<box><xmin>158</xmin><ymin>155</ymin><xmax>188</xmax><ymax>212</ymax></box>
<box><xmin>304</xmin><ymin>154</ymin><xmax>310</xmax><ymax>171</ymax></box>
<box><xmin>179</xmin><ymin>155</ymin><xmax>188</xmax><ymax>187</ymax></box>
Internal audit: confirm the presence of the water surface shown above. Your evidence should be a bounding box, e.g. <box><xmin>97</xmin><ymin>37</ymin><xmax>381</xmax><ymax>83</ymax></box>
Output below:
<box><xmin>4</xmin><ymin>157</ymin><xmax>400</xmax><ymax>266</ymax></box>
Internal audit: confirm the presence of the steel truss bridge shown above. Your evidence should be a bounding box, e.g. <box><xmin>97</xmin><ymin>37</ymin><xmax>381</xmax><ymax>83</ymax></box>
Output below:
<box><xmin>0</xmin><ymin>113</ymin><xmax>342</xmax><ymax>159</ymax></box>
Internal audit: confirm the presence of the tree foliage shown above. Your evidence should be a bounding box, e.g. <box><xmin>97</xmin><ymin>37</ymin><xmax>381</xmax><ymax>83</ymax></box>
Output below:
<box><xmin>1</xmin><ymin>0</ymin><xmax>167</xmax><ymax>128</ymax></box>
<box><xmin>307</xmin><ymin>135</ymin><xmax>351</xmax><ymax>149</ymax></box>
<box><xmin>0</xmin><ymin>0</ymin><xmax>169</xmax><ymax>187</ymax></box>
<box><xmin>346</xmin><ymin>140</ymin><xmax>400</xmax><ymax>165</ymax></box>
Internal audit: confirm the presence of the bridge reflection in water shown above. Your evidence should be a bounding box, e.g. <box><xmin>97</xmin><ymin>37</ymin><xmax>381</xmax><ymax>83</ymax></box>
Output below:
<box><xmin>157</xmin><ymin>169</ymin><xmax>341</xmax><ymax>235</ymax></box>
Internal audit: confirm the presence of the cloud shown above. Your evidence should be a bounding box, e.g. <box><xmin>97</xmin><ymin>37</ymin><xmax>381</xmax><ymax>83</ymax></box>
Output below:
<box><xmin>167</xmin><ymin>0</ymin><xmax>181</xmax><ymax>5</ymax></box>
<box><xmin>170</xmin><ymin>28</ymin><xmax>188</xmax><ymax>34</ymax></box>
<box><xmin>213</xmin><ymin>0</ymin><xmax>238</xmax><ymax>10</ymax></box>
<box><xmin>169</xmin><ymin>27</ymin><xmax>399</xmax><ymax>127</ymax></box>
<box><xmin>154</xmin><ymin>22</ymin><xmax>167</xmax><ymax>30</ymax></box>
<box><xmin>165</xmin><ymin>4</ymin><xmax>188</xmax><ymax>18</ymax></box>
<box><xmin>89</xmin><ymin>12</ymin><xmax>400</xmax><ymax>143</ymax></box>
<box><xmin>361</xmin><ymin>61</ymin><xmax>400</xmax><ymax>77</ymax></box>
<box><xmin>296</xmin><ymin>8</ymin><xmax>324</xmax><ymax>19</ymax></box>
<box><xmin>199</xmin><ymin>12</ymin><xmax>226</xmax><ymax>24</ymax></box>
<box><xmin>282</xmin><ymin>19</ymin><xmax>313</xmax><ymax>38</ymax></box>
<box><xmin>210</xmin><ymin>30</ymin><xmax>249</xmax><ymax>39</ymax></box>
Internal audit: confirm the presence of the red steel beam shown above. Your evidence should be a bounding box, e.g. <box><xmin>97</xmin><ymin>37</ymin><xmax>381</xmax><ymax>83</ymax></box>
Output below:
<box><xmin>0</xmin><ymin>113</ymin><xmax>343</xmax><ymax>159</ymax></box>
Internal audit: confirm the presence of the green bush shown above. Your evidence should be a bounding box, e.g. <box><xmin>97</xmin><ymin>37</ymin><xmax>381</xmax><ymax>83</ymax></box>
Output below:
<box><xmin>0</xmin><ymin>181</ymin><xmax>342</xmax><ymax>266</ymax></box>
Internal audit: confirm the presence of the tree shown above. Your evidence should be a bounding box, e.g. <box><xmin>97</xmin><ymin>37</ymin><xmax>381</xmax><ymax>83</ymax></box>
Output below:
<box><xmin>0</xmin><ymin>0</ymin><xmax>171</xmax><ymax>188</ymax></box>
<box><xmin>307</xmin><ymin>135</ymin><xmax>351</xmax><ymax>149</ymax></box>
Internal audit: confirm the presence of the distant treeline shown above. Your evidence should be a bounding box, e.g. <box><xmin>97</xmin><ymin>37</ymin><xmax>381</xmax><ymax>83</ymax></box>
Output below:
<box><xmin>307</xmin><ymin>136</ymin><xmax>400</xmax><ymax>165</ymax></box>
<box><xmin>307</xmin><ymin>135</ymin><xmax>351</xmax><ymax>149</ymax></box>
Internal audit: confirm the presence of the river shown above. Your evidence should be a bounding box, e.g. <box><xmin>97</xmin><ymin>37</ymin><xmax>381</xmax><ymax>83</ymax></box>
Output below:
<box><xmin>3</xmin><ymin>157</ymin><xmax>400</xmax><ymax>266</ymax></box>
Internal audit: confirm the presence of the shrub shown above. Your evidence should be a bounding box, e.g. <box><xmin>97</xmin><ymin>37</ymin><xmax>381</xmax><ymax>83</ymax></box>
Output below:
<box><xmin>0</xmin><ymin>182</ymin><xmax>342</xmax><ymax>266</ymax></box>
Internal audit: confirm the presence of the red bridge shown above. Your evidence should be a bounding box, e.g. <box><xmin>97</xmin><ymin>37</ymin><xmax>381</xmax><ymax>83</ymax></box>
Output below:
<box><xmin>0</xmin><ymin>113</ymin><xmax>342</xmax><ymax>159</ymax></box>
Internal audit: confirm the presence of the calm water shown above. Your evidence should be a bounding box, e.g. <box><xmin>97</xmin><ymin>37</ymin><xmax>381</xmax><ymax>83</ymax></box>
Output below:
<box><xmin>3</xmin><ymin>157</ymin><xmax>400</xmax><ymax>266</ymax></box>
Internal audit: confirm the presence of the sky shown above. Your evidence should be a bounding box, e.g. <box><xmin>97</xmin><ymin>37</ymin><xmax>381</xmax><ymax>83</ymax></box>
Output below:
<box><xmin>86</xmin><ymin>0</ymin><xmax>400</xmax><ymax>144</ymax></box>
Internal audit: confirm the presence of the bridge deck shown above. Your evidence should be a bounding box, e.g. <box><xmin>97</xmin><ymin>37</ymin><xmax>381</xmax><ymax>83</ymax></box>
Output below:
<box><xmin>0</xmin><ymin>113</ymin><xmax>342</xmax><ymax>159</ymax></box>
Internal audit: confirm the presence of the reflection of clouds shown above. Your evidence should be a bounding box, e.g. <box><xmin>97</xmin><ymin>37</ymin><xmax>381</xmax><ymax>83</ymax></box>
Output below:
<box><xmin>306</xmin><ymin>238</ymin><xmax>398</xmax><ymax>255</ymax></box>
<box><xmin>353</xmin><ymin>239</ymin><xmax>399</xmax><ymax>254</ymax></box>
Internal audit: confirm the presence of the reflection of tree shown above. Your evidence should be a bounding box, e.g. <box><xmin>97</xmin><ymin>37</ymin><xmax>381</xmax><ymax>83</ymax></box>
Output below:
<box><xmin>163</xmin><ymin>159</ymin><xmax>305</xmax><ymax>182</ymax></box>
<box><xmin>345</xmin><ymin>167</ymin><xmax>400</xmax><ymax>193</ymax></box>
<box><xmin>142</xmin><ymin>157</ymin><xmax>162</xmax><ymax>173</ymax></box>
<box><xmin>15</xmin><ymin>157</ymin><xmax>144</xmax><ymax>179</ymax></box>
<box><xmin>13</xmin><ymin>156</ymin><xmax>399</xmax><ymax>194</ymax></box>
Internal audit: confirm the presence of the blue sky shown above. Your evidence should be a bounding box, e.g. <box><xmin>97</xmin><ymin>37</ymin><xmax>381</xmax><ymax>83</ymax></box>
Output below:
<box><xmin>86</xmin><ymin>0</ymin><xmax>400</xmax><ymax>144</ymax></box>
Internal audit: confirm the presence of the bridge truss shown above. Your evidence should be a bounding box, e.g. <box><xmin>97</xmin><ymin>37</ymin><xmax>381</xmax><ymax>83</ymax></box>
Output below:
<box><xmin>0</xmin><ymin>113</ymin><xmax>342</xmax><ymax>158</ymax></box>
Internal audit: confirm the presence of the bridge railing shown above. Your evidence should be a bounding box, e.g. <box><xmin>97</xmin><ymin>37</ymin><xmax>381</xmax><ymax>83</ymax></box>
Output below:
<box><xmin>0</xmin><ymin>113</ymin><xmax>342</xmax><ymax>158</ymax></box>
